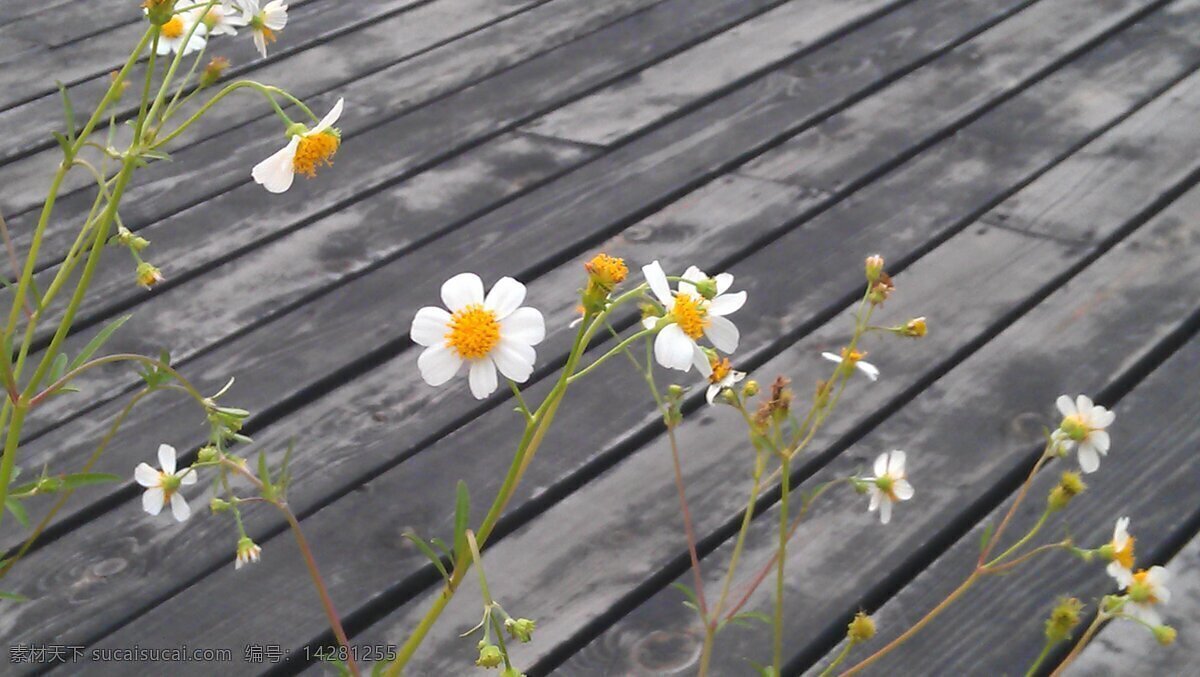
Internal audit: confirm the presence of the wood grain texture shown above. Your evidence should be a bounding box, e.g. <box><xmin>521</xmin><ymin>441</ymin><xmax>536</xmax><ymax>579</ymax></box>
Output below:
<box><xmin>807</xmin><ymin>272</ymin><xmax>1200</xmax><ymax>676</ymax></box>
<box><xmin>1068</xmin><ymin>536</ymin><xmax>1200</xmax><ymax>676</ymax></box>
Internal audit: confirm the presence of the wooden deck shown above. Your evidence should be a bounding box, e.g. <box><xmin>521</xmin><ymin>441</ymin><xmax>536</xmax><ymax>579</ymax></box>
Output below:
<box><xmin>1</xmin><ymin>0</ymin><xmax>1199</xmax><ymax>674</ymax></box>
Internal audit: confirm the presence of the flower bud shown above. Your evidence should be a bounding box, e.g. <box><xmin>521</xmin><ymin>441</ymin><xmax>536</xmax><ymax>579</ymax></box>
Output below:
<box><xmin>864</xmin><ymin>255</ymin><xmax>884</xmax><ymax>283</ymax></box>
<box><xmin>693</xmin><ymin>277</ymin><xmax>718</xmax><ymax>300</ymax></box>
<box><xmin>900</xmin><ymin>317</ymin><xmax>927</xmax><ymax>338</ymax></box>
<box><xmin>142</xmin><ymin>0</ymin><xmax>177</xmax><ymax>25</ymax></box>
<box><xmin>1152</xmin><ymin>625</ymin><xmax>1177</xmax><ymax>646</ymax></box>
<box><xmin>667</xmin><ymin>384</ymin><xmax>684</xmax><ymax>399</ymax></box>
<box><xmin>209</xmin><ymin>497</ymin><xmax>231</xmax><ymax>513</ymax></box>
<box><xmin>200</xmin><ymin>57</ymin><xmax>230</xmax><ymax>88</ymax></box>
<box><xmin>115</xmin><ymin>226</ymin><xmax>151</xmax><ymax>252</ymax></box>
<box><xmin>1044</xmin><ymin>597</ymin><xmax>1083</xmax><ymax>643</ymax></box>
<box><xmin>847</xmin><ymin>611</ymin><xmax>875</xmax><ymax>643</ymax></box>
<box><xmin>1128</xmin><ymin>578</ymin><xmax>1154</xmax><ymax>604</ymax></box>
<box><xmin>742</xmin><ymin>380</ymin><xmax>759</xmax><ymax>397</ymax></box>
<box><xmin>505</xmin><ymin>617</ymin><xmax>536</xmax><ymax>643</ymax></box>
<box><xmin>196</xmin><ymin>446</ymin><xmax>220</xmax><ymax>463</ymax></box>
<box><xmin>1047</xmin><ymin>471</ymin><xmax>1086</xmax><ymax>512</ymax></box>
<box><xmin>867</xmin><ymin>273</ymin><xmax>895</xmax><ymax>306</ymax></box>
<box><xmin>581</xmin><ymin>253</ymin><xmax>628</xmax><ymax>313</ymax></box>
<box><xmin>1097</xmin><ymin>543</ymin><xmax>1116</xmax><ymax>562</ymax></box>
<box><xmin>235</xmin><ymin>536</ymin><xmax>262</xmax><ymax>569</ymax></box>
<box><xmin>476</xmin><ymin>644</ymin><xmax>504</xmax><ymax>669</ymax></box>
<box><xmin>136</xmin><ymin>261</ymin><xmax>164</xmax><ymax>289</ymax></box>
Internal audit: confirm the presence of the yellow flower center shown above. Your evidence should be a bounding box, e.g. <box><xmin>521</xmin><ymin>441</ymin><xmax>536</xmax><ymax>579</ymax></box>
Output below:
<box><xmin>293</xmin><ymin>131</ymin><xmax>340</xmax><ymax>178</ymax></box>
<box><xmin>162</xmin><ymin>16</ymin><xmax>185</xmax><ymax>39</ymax></box>
<box><xmin>1130</xmin><ymin>570</ymin><xmax>1159</xmax><ymax>604</ymax></box>
<box><xmin>1060</xmin><ymin>414</ymin><xmax>1090</xmax><ymax>441</ymax></box>
<box><xmin>841</xmin><ymin>347</ymin><xmax>866</xmax><ymax>365</ymax></box>
<box><xmin>445</xmin><ymin>304</ymin><xmax>501</xmax><ymax>360</ymax></box>
<box><xmin>709</xmin><ymin>358</ymin><xmax>732</xmax><ymax>384</ymax></box>
<box><xmin>1113</xmin><ymin>536</ymin><xmax>1136</xmax><ymax>570</ymax></box>
<box><xmin>584</xmin><ymin>254</ymin><xmax>628</xmax><ymax>289</ymax></box>
<box><xmin>672</xmin><ymin>293</ymin><xmax>708</xmax><ymax>339</ymax></box>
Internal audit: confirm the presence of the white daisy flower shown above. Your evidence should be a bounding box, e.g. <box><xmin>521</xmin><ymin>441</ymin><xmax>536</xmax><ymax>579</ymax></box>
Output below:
<box><xmin>411</xmin><ymin>273</ymin><xmax>546</xmax><ymax>400</ymax></box>
<box><xmin>1124</xmin><ymin>566</ymin><xmax>1170</xmax><ymax>626</ymax></box>
<box><xmin>865</xmin><ymin>450</ymin><xmax>914</xmax><ymax>525</ymax></box>
<box><xmin>251</xmin><ymin>97</ymin><xmax>343</xmax><ymax>193</ymax></box>
<box><xmin>133</xmin><ymin>444</ymin><xmax>197</xmax><ymax>522</ymax></box>
<box><xmin>235</xmin><ymin>536</ymin><xmax>262</xmax><ymax>569</ymax></box>
<box><xmin>1051</xmin><ymin>394</ymin><xmax>1114</xmax><ymax>473</ymax></box>
<box><xmin>1106</xmin><ymin>516</ymin><xmax>1136</xmax><ymax>588</ymax></box>
<box><xmin>822</xmin><ymin>348</ymin><xmax>879</xmax><ymax>381</ymax></box>
<box><xmin>190</xmin><ymin>3</ymin><xmax>248</xmax><ymax>37</ymax></box>
<box><xmin>641</xmin><ymin>261</ymin><xmax>746</xmax><ymax>375</ymax></box>
<box><xmin>705</xmin><ymin>356</ymin><xmax>746</xmax><ymax>405</ymax></box>
<box><xmin>147</xmin><ymin>8</ymin><xmax>207</xmax><ymax>55</ymax></box>
<box><xmin>239</xmin><ymin>0</ymin><xmax>288</xmax><ymax>57</ymax></box>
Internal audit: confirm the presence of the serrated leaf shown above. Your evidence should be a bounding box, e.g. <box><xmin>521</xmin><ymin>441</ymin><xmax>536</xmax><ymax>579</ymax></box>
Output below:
<box><xmin>69</xmin><ymin>315</ymin><xmax>131</xmax><ymax>371</ymax></box>
<box><xmin>453</xmin><ymin>480</ymin><xmax>470</xmax><ymax>564</ymax></box>
<box><xmin>61</xmin><ymin>473</ymin><xmax>120</xmax><ymax>489</ymax></box>
<box><xmin>57</xmin><ymin>81</ymin><xmax>76</xmax><ymax>142</ymax></box>
<box><xmin>403</xmin><ymin>531</ymin><xmax>450</xmax><ymax>583</ymax></box>
<box><xmin>5</xmin><ymin>498</ymin><xmax>28</xmax><ymax>528</ymax></box>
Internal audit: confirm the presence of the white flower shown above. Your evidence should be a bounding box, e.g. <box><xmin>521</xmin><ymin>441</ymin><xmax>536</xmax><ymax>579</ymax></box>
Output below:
<box><xmin>1124</xmin><ymin>566</ymin><xmax>1170</xmax><ymax>626</ymax></box>
<box><xmin>822</xmin><ymin>349</ymin><xmax>879</xmax><ymax>381</ymax></box>
<box><xmin>411</xmin><ymin>273</ymin><xmax>546</xmax><ymax>400</ymax></box>
<box><xmin>1051</xmin><ymin>394</ymin><xmax>1114</xmax><ymax>473</ymax></box>
<box><xmin>1106</xmin><ymin>516</ymin><xmax>1136</xmax><ymax>588</ymax></box>
<box><xmin>147</xmin><ymin>8</ymin><xmax>207</xmax><ymax>55</ymax></box>
<box><xmin>133</xmin><ymin>444</ymin><xmax>197</xmax><ymax>522</ymax></box>
<box><xmin>190</xmin><ymin>3</ymin><xmax>248</xmax><ymax>37</ymax></box>
<box><xmin>641</xmin><ymin>261</ymin><xmax>746</xmax><ymax>375</ymax></box>
<box><xmin>865</xmin><ymin>450</ymin><xmax>913</xmax><ymax>525</ymax></box>
<box><xmin>251</xmin><ymin>98</ymin><xmax>343</xmax><ymax>193</ymax></box>
<box><xmin>705</xmin><ymin>356</ymin><xmax>746</xmax><ymax>405</ymax></box>
<box><xmin>235</xmin><ymin>536</ymin><xmax>262</xmax><ymax>569</ymax></box>
<box><xmin>239</xmin><ymin>0</ymin><xmax>288</xmax><ymax>57</ymax></box>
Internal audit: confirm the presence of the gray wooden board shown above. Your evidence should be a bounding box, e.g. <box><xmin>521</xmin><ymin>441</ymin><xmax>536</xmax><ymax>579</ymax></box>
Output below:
<box><xmin>0</xmin><ymin>0</ymin><xmax>138</xmax><ymax>58</ymax></box>
<box><xmin>0</xmin><ymin>0</ymin><xmax>1019</xmax><ymax>534</ymax></box>
<box><xmin>0</xmin><ymin>0</ymin><xmax>560</xmax><ymax>214</ymax></box>
<box><xmin>338</xmin><ymin>59</ymin><xmax>1200</xmax><ymax>677</ymax></box>
<box><xmin>0</xmin><ymin>0</ymin><xmax>323</xmax><ymax>112</ymax></box>
<box><xmin>807</xmin><ymin>313</ymin><xmax>1200</xmax><ymax>676</ymax></box>
<box><xmin>1068</xmin><ymin>536</ymin><xmax>1200</xmax><ymax>676</ymax></box>
<box><xmin>73</xmin><ymin>9</ymin><xmax>1200</xmax><ymax>674</ymax></box>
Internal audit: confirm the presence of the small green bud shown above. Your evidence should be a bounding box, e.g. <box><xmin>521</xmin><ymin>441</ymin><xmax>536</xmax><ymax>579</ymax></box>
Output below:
<box><xmin>505</xmin><ymin>617</ymin><xmax>536</xmax><ymax>643</ymax></box>
<box><xmin>209</xmin><ymin>497</ymin><xmax>231</xmax><ymax>514</ymax></box>
<box><xmin>693</xmin><ymin>278</ymin><xmax>718</xmax><ymax>300</ymax></box>
<box><xmin>742</xmin><ymin>380</ymin><xmax>759</xmax><ymax>397</ymax></box>
<box><xmin>1128</xmin><ymin>579</ymin><xmax>1154</xmax><ymax>604</ymax></box>
<box><xmin>847</xmin><ymin>611</ymin><xmax>875</xmax><ymax>643</ymax></box>
<box><xmin>500</xmin><ymin>668</ymin><xmax>526</xmax><ymax>677</ymax></box>
<box><xmin>1044</xmin><ymin>597</ymin><xmax>1083</xmax><ymax>643</ymax></box>
<box><xmin>1047</xmin><ymin>471</ymin><xmax>1086</xmax><ymax>512</ymax></box>
<box><xmin>285</xmin><ymin>122</ymin><xmax>310</xmax><ymax>138</ymax></box>
<box><xmin>197</xmin><ymin>446</ymin><xmax>220</xmax><ymax>463</ymax></box>
<box><xmin>1097</xmin><ymin>543</ymin><xmax>1116</xmax><ymax>562</ymax></box>
<box><xmin>1152</xmin><ymin>625</ymin><xmax>1177</xmax><ymax>646</ymax></box>
<box><xmin>476</xmin><ymin>644</ymin><xmax>504</xmax><ymax>669</ymax></box>
<box><xmin>667</xmin><ymin>384</ymin><xmax>685</xmax><ymax>399</ymax></box>
<box><xmin>864</xmin><ymin>254</ymin><xmax>884</xmax><ymax>283</ymax></box>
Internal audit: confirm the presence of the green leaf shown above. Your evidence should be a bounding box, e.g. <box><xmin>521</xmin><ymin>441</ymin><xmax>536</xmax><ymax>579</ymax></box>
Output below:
<box><xmin>5</xmin><ymin>498</ymin><xmax>29</xmax><ymax>529</ymax></box>
<box><xmin>57</xmin><ymin>81</ymin><xmax>76</xmax><ymax>142</ymax></box>
<box><xmin>69</xmin><ymin>315</ymin><xmax>131</xmax><ymax>371</ymax></box>
<box><xmin>51</xmin><ymin>132</ymin><xmax>72</xmax><ymax>159</ymax></box>
<box><xmin>403</xmin><ymin>531</ymin><xmax>450</xmax><ymax>583</ymax></box>
<box><xmin>49</xmin><ymin>353</ymin><xmax>68</xmax><ymax>382</ymax></box>
<box><xmin>979</xmin><ymin>521</ymin><xmax>995</xmax><ymax>553</ymax></box>
<box><xmin>452</xmin><ymin>480</ymin><xmax>470</xmax><ymax>563</ymax></box>
<box><xmin>671</xmin><ymin>582</ymin><xmax>701</xmax><ymax>609</ymax></box>
<box><xmin>257</xmin><ymin>450</ymin><xmax>272</xmax><ymax>487</ymax></box>
<box><xmin>0</xmin><ymin>591</ymin><xmax>28</xmax><ymax>603</ymax></box>
<box><xmin>430</xmin><ymin>537</ymin><xmax>454</xmax><ymax>562</ymax></box>
<box><xmin>60</xmin><ymin>473</ymin><xmax>120</xmax><ymax>489</ymax></box>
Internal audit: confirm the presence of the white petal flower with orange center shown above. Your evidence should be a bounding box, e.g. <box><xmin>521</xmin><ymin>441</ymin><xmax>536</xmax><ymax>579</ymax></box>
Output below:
<box><xmin>641</xmin><ymin>261</ymin><xmax>746</xmax><ymax>375</ymax></box>
<box><xmin>705</xmin><ymin>356</ymin><xmax>746</xmax><ymax>405</ymax></box>
<box><xmin>1051</xmin><ymin>394</ymin><xmax>1114</xmax><ymax>473</ymax></box>
<box><xmin>190</xmin><ymin>3</ymin><xmax>247</xmax><ymax>37</ymax></box>
<box><xmin>148</xmin><ymin>9</ymin><xmax>207</xmax><ymax>55</ymax></box>
<box><xmin>252</xmin><ymin>98</ymin><xmax>343</xmax><ymax>193</ymax></box>
<box><xmin>822</xmin><ymin>348</ymin><xmax>880</xmax><ymax>381</ymax></box>
<box><xmin>239</xmin><ymin>0</ymin><xmax>288</xmax><ymax>57</ymax></box>
<box><xmin>1124</xmin><ymin>566</ymin><xmax>1171</xmax><ymax>626</ymax></box>
<box><xmin>133</xmin><ymin>444</ymin><xmax>197</xmax><ymax>522</ymax></box>
<box><xmin>412</xmin><ymin>273</ymin><xmax>546</xmax><ymax>400</ymax></box>
<box><xmin>1106</xmin><ymin>516</ymin><xmax>1136</xmax><ymax>588</ymax></box>
<box><xmin>865</xmin><ymin>450</ymin><xmax>913</xmax><ymax>525</ymax></box>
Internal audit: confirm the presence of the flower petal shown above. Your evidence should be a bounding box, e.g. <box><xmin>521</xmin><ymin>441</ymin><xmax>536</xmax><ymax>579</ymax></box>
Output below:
<box><xmin>704</xmin><ymin>315</ymin><xmax>739</xmax><ymax>353</ymax></box>
<box><xmin>892</xmin><ymin>479</ymin><xmax>914</xmax><ymax>501</ymax></box>
<box><xmin>642</xmin><ymin>261</ymin><xmax>673</xmax><ymax>306</ymax></box>
<box><xmin>706</xmin><ymin>384</ymin><xmax>721</xmax><ymax>405</ymax></box>
<box><xmin>1056</xmin><ymin>395</ymin><xmax>1076</xmax><ymax>417</ymax></box>
<box><xmin>1092</xmin><ymin>407</ymin><xmax>1115</xmax><ymax>428</ymax></box>
<box><xmin>501</xmin><ymin>307</ymin><xmax>545</xmax><ymax>346</ymax></box>
<box><xmin>879</xmin><ymin>499</ymin><xmax>893</xmax><ymax>525</ymax></box>
<box><xmin>1076</xmin><ymin>395</ymin><xmax>1094</xmax><ymax>415</ymax></box>
<box><xmin>417</xmin><ymin>345</ymin><xmax>462</xmax><ymax>386</ymax></box>
<box><xmin>492</xmin><ymin>339</ymin><xmax>536</xmax><ymax>383</ymax></box>
<box><xmin>251</xmin><ymin>137</ymin><xmax>299</xmax><ymax>193</ymax></box>
<box><xmin>708</xmin><ymin>290</ymin><xmax>746</xmax><ymax>317</ymax></box>
<box><xmin>887</xmin><ymin>450</ymin><xmax>906</xmax><ymax>476</ymax></box>
<box><xmin>868</xmin><ymin>488</ymin><xmax>881</xmax><ymax>512</ymax></box>
<box><xmin>822</xmin><ymin>352</ymin><xmax>842</xmax><ymax>365</ymax></box>
<box><xmin>178</xmin><ymin>468</ymin><xmax>197</xmax><ymax>486</ymax></box>
<box><xmin>1077</xmin><ymin>446</ymin><xmax>1100</xmax><ymax>473</ymax></box>
<box><xmin>1089</xmin><ymin>430</ymin><xmax>1110</xmax><ymax>454</ymax></box>
<box><xmin>170</xmin><ymin>492</ymin><xmax>191</xmax><ymax>522</ymax></box>
<box><xmin>654</xmin><ymin>324</ymin><xmax>695</xmax><ymax>372</ymax></box>
<box><xmin>679</xmin><ymin>266</ymin><xmax>706</xmax><ymax>293</ymax></box>
<box><xmin>312</xmin><ymin>98</ymin><xmax>344</xmax><ymax>134</ymax></box>
<box><xmin>874</xmin><ymin>453</ymin><xmax>888</xmax><ymax>478</ymax></box>
<box><xmin>714</xmin><ymin>273</ymin><xmax>734</xmax><ymax>295</ymax></box>
<box><xmin>134</xmin><ymin>463</ymin><xmax>159</xmax><ymax>488</ymax></box>
<box><xmin>856</xmin><ymin>361</ymin><xmax>880</xmax><ymax>382</ymax></box>
<box><xmin>441</xmin><ymin>273</ymin><xmax>485</xmax><ymax>312</ymax></box>
<box><xmin>468</xmin><ymin>359</ymin><xmax>498</xmax><ymax>399</ymax></box>
<box><xmin>411</xmin><ymin>307</ymin><xmax>452</xmax><ymax>347</ymax></box>
<box><xmin>143</xmin><ymin>488</ymin><xmax>164</xmax><ymax>516</ymax></box>
<box><xmin>692</xmin><ymin>343</ymin><xmax>712</xmax><ymax>377</ymax></box>
<box><xmin>158</xmin><ymin>444</ymin><xmax>177</xmax><ymax>475</ymax></box>
<box><xmin>484</xmin><ymin>277</ymin><xmax>526</xmax><ymax>319</ymax></box>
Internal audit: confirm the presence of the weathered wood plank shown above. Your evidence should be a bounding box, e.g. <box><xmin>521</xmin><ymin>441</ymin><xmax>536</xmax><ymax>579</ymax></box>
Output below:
<box><xmin>74</xmin><ymin>5</ymin><xmax>1200</xmax><ymax>672</ymax></box>
<box><xmin>809</xmin><ymin>316</ymin><xmax>1200</xmax><ymax>675</ymax></box>
<box><xmin>520</xmin><ymin>0</ymin><xmax>919</xmax><ymax>146</ymax></box>
<box><xmin>349</xmin><ymin>61</ymin><xmax>1200</xmax><ymax>677</ymax></box>
<box><xmin>0</xmin><ymin>0</ymin><xmax>144</xmax><ymax>56</ymax></box>
<box><xmin>1068</xmin><ymin>534</ymin><xmax>1200</xmax><ymax>676</ymax></box>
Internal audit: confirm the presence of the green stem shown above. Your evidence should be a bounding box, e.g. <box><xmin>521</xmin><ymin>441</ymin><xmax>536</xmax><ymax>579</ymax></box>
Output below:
<box><xmin>773</xmin><ymin>454</ymin><xmax>791</xmax><ymax>673</ymax></box>
<box><xmin>566</xmin><ymin>328</ymin><xmax>653</xmax><ymax>384</ymax></box>
<box><xmin>154</xmin><ymin>80</ymin><xmax>289</xmax><ymax>148</ymax></box>
<box><xmin>819</xmin><ymin>641</ymin><xmax>855</xmax><ymax>677</ymax></box>
<box><xmin>1025</xmin><ymin>639</ymin><xmax>1054</xmax><ymax>677</ymax></box>
<box><xmin>1048</xmin><ymin>612</ymin><xmax>1107</xmax><ymax>677</ymax></box>
<box><xmin>986</xmin><ymin>509</ymin><xmax>1051</xmax><ymax>568</ymax></box>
